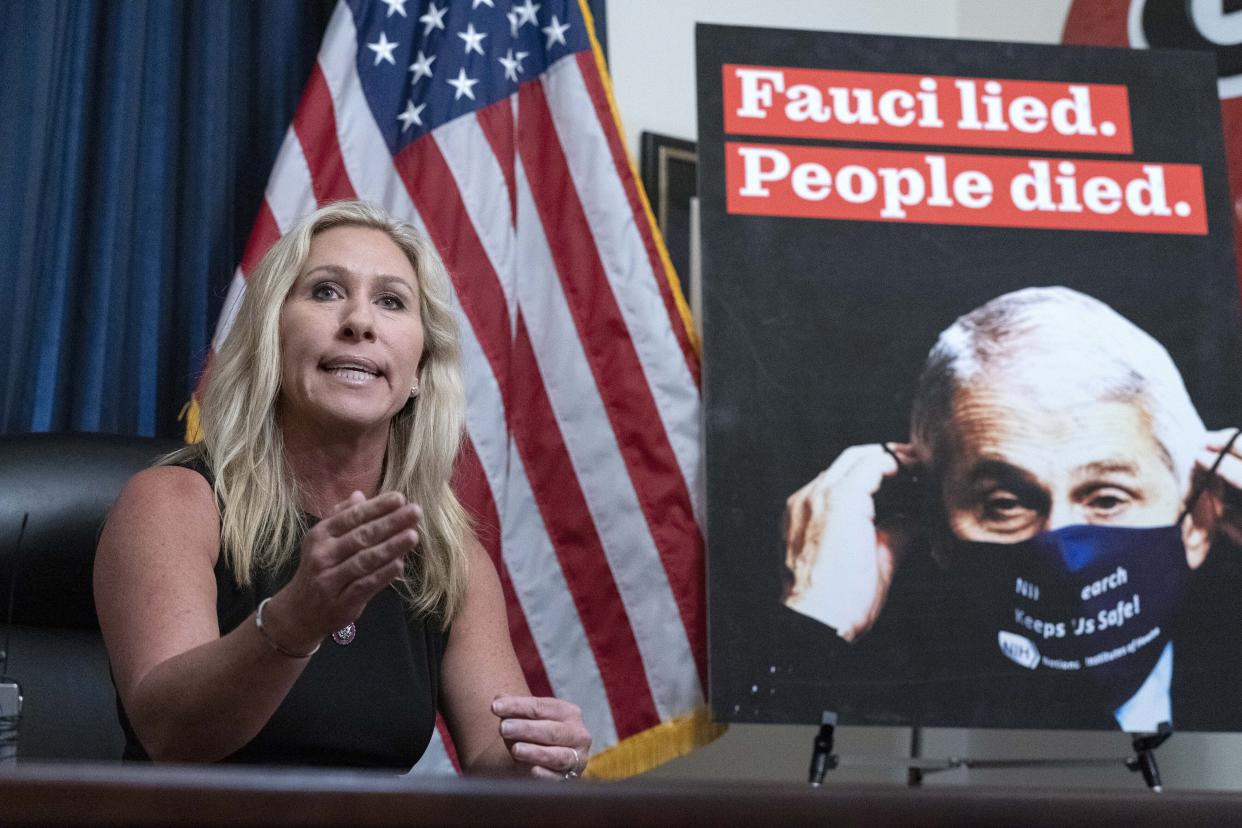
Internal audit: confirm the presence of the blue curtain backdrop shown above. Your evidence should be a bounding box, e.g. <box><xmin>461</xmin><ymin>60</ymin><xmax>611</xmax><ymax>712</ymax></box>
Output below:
<box><xmin>0</xmin><ymin>0</ymin><xmax>335</xmax><ymax>437</ymax></box>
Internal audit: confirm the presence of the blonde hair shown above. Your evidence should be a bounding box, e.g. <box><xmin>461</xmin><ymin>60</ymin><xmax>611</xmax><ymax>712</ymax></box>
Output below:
<box><xmin>168</xmin><ymin>200</ymin><xmax>470</xmax><ymax>625</ymax></box>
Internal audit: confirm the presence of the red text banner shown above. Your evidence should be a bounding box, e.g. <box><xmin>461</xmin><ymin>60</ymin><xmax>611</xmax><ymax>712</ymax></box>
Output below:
<box><xmin>725</xmin><ymin>142</ymin><xmax>1206</xmax><ymax>234</ymax></box>
<box><xmin>723</xmin><ymin>65</ymin><xmax>1133</xmax><ymax>154</ymax></box>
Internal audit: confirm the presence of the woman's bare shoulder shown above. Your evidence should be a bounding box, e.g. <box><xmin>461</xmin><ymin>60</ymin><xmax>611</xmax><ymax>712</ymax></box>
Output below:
<box><xmin>95</xmin><ymin>464</ymin><xmax>226</xmax><ymax>705</ymax></box>
<box><xmin>100</xmin><ymin>464</ymin><xmax>221</xmax><ymax>566</ymax></box>
<box><xmin>120</xmin><ymin>463</ymin><xmax>214</xmax><ymax>500</ymax></box>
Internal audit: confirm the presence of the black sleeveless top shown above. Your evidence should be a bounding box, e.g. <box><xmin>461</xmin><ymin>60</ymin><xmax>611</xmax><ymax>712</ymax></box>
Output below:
<box><xmin>116</xmin><ymin>460</ymin><xmax>450</xmax><ymax>768</ymax></box>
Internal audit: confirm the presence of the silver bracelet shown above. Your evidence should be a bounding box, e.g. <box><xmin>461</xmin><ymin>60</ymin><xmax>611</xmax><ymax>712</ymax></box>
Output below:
<box><xmin>255</xmin><ymin>597</ymin><xmax>320</xmax><ymax>659</ymax></box>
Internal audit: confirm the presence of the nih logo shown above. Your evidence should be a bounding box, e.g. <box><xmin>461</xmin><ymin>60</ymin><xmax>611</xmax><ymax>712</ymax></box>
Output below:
<box><xmin>998</xmin><ymin>630</ymin><xmax>1041</xmax><ymax>670</ymax></box>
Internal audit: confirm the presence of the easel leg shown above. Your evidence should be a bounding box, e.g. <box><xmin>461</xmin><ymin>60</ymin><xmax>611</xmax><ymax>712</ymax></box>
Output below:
<box><xmin>907</xmin><ymin>726</ymin><xmax>923</xmax><ymax>787</ymax></box>
<box><xmin>808</xmin><ymin>711</ymin><xmax>839</xmax><ymax>786</ymax></box>
<box><xmin>1125</xmin><ymin>722</ymin><xmax>1172</xmax><ymax>792</ymax></box>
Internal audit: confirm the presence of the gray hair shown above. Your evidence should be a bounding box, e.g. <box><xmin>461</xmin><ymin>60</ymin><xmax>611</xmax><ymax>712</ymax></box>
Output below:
<box><xmin>910</xmin><ymin>286</ymin><xmax>1205</xmax><ymax>489</ymax></box>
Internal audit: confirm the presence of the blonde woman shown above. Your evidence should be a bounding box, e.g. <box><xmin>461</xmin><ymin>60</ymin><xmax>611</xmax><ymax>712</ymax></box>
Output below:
<box><xmin>94</xmin><ymin>200</ymin><xmax>590</xmax><ymax>775</ymax></box>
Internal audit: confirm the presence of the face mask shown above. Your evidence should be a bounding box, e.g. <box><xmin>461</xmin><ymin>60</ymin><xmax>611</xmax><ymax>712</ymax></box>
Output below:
<box><xmin>942</xmin><ymin>429</ymin><xmax>1241</xmax><ymax>724</ymax></box>
<box><xmin>953</xmin><ymin>523</ymin><xmax>1190</xmax><ymax>716</ymax></box>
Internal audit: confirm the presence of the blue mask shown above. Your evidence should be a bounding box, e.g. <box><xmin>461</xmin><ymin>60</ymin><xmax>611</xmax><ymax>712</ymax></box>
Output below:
<box><xmin>943</xmin><ymin>430</ymin><xmax>1240</xmax><ymax>723</ymax></box>
<box><xmin>954</xmin><ymin>523</ymin><xmax>1190</xmax><ymax>716</ymax></box>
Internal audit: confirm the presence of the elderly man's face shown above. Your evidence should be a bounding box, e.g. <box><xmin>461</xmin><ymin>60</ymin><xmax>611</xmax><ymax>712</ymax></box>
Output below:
<box><xmin>939</xmin><ymin>381</ymin><xmax>1183</xmax><ymax>544</ymax></box>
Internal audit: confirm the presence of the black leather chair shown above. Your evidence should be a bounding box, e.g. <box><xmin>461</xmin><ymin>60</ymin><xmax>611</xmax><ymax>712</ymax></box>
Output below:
<box><xmin>0</xmin><ymin>432</ymin><xmax>182</xmax><ymax>761</ymax></box>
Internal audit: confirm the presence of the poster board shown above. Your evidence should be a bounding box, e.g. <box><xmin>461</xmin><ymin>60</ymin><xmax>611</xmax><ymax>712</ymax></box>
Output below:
<box><xmin>699</xmin><ymin>24</ymin><xmax>1242</xmax><ymax>731</ymax></box>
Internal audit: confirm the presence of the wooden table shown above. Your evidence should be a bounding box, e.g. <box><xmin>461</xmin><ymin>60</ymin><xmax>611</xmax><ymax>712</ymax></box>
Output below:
<box><xmin>3</xmin><ymin>762</ymin><xmax>1241</xmax><ymax>826</ymax></box>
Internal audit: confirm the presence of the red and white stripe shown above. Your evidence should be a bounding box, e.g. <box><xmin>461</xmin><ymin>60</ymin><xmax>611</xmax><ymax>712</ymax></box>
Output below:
<box><xmin>205</xmin><ymin>0</ymin><xmax>703</xmax><ymax>774</ymax></box>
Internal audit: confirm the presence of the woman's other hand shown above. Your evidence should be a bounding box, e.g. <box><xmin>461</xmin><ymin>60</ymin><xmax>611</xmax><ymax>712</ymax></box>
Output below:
<box><xmin>491</xmin><ymin>694</ymin><xmax>592</xmax><ymax>779</ymax></box>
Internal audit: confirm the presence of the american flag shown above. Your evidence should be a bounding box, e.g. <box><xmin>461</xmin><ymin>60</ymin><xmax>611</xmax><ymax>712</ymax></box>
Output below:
<box><xmin>191</xmin><ymin>0</ymin><xmax>715</xmax><ymax>776</ymax></box>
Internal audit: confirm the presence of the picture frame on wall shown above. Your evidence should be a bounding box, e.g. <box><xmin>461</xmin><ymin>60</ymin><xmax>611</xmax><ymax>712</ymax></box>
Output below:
<box><xmin>640</xmin><ymin>131</ymin><xmax>698</xmax><ymax>297</ymax></box>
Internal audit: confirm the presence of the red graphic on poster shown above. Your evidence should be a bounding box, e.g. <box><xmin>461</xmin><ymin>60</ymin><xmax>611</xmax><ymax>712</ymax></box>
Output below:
<box><xmin>724</xmin><ymin>64</ymin><xmax>1133</xmax><ymax>153</ymax></box>
<box><xmin>726</xmin><ymin>141</ymin><xmax>1206</xmax><ymax>234</ymax></box>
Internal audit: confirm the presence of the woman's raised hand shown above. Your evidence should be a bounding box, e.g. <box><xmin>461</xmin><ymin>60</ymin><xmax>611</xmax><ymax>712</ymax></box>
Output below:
<box><xmin>262</xmin><ymin>491</ymin><xmax>421</xmax><ymax>653</ymax></box>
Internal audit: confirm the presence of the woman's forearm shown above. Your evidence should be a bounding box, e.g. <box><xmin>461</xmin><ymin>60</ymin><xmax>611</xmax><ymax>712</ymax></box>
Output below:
<box><xmin>123</xmin><ymin>592</ymin><xmax>321</xmax><ymax>762</ymax></box>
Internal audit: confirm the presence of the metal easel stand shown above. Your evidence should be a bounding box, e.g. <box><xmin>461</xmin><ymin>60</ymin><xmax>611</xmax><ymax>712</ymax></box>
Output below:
<box><xmin>807</xmin><ymin>714</ymin><xmax>1173</xmax><ymax>792</ymax></box>
<box><xmin>807</xmin><ymin>711</ymin><xmax>839</xmax><ymax>786</ymax></box>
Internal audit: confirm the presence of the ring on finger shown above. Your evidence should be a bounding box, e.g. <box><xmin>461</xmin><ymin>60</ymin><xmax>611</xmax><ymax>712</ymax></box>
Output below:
<box><xmin>562</xmin><ymin>747</ymin><xmax>581</xmax><ymax>780</ymax></box>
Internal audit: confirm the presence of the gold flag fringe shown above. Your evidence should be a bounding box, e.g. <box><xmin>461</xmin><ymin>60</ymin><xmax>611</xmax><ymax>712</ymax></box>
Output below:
<box><xmin>584</xmin><ymin>706</ymin><xmax>726</xmax><ymax>779</ymax></box>
<box><xmin>179</xmin><ymin>397</ymin><xmax>203</xmax><ymax>444</ymax></box>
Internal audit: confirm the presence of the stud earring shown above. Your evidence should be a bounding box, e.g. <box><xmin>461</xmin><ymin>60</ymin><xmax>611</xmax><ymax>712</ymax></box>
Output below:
<box><xmin>410</xmin><ymin>379</ymin><xmax>420</xmax><ymax>397</ymax></box>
